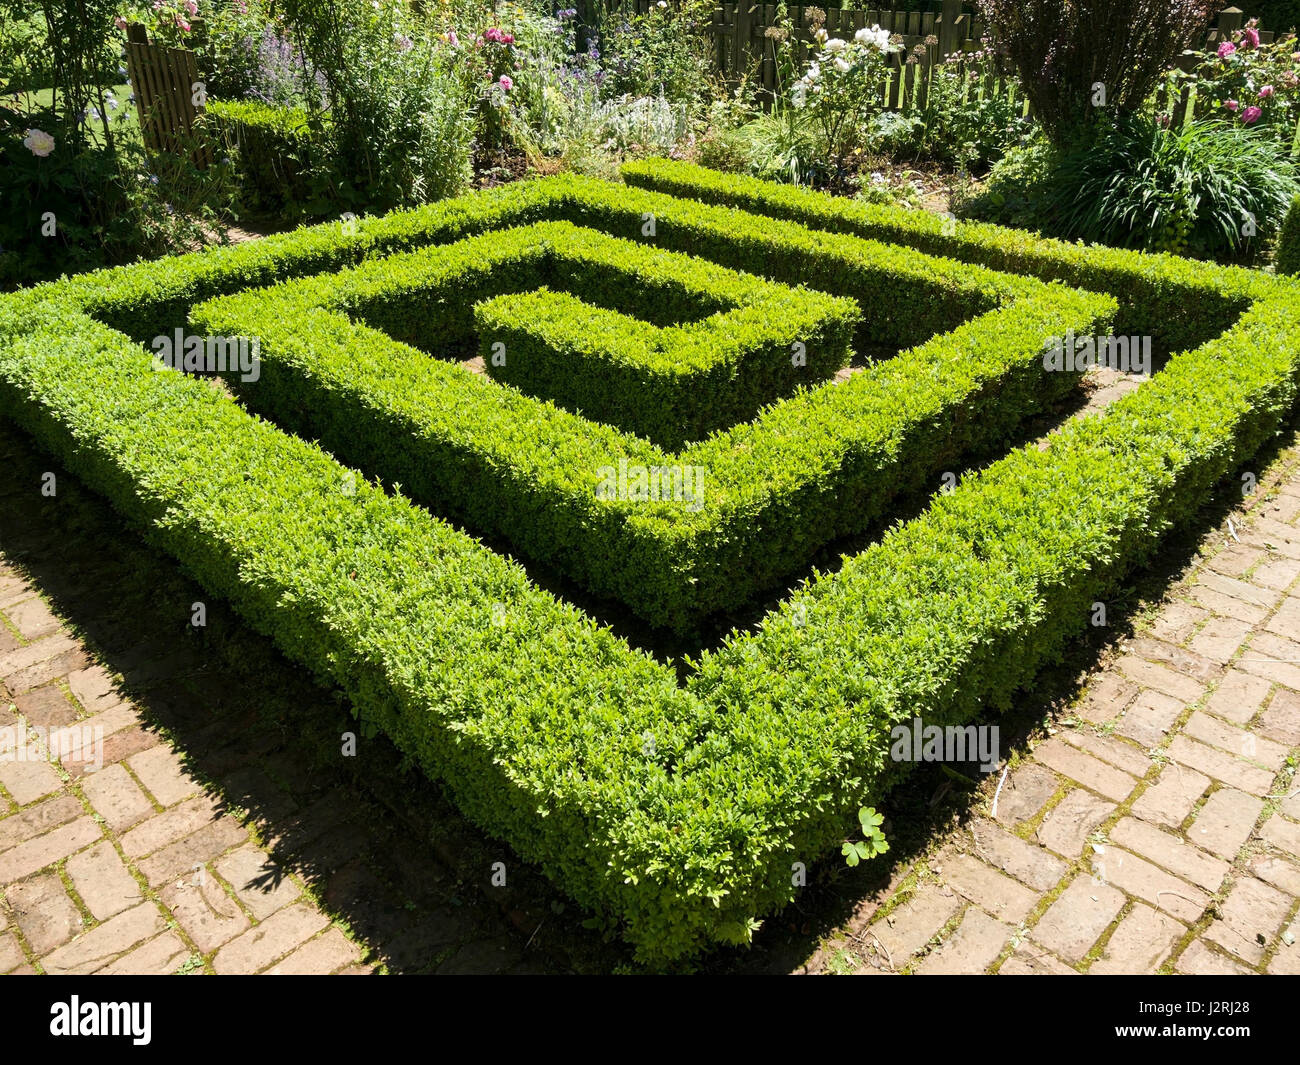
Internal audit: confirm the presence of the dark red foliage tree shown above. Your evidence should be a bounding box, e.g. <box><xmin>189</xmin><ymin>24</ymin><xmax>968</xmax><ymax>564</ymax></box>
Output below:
<box><xmin>977</xmin><ymin>0</ymin><xmax>1219</xmax><ymax>143</ymax></box>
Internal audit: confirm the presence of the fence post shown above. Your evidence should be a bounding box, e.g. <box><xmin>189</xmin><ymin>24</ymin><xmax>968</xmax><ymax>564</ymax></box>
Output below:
<box><xmin>734</xmin><ymin>0</ymin><xmax>753</xmax><ymax>77</ymax></box>
<box><xmin>1217</xmin><ymin>6</ymin><xmax>1244</xmax><ymax>39</ymax></box>
<box><xmin>938</xmin><ymin>0</ymin><xmax>962</xmax><ymax>58</ymax></box>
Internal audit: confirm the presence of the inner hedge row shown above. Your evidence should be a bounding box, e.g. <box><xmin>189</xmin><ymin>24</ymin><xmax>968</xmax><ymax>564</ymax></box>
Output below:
<box><xmin>620</xmin><ymin>158</ymin><xmax>1258</xmax><ymax>352</ymax></box>
<box><xmin>243</xmin><ymin>220</ymin><xmax>859</xmax><ymax>451</ymax></box>
<box><xmin>193</xmin><ymin>224</ymin><xmax>1112</xmax><ymax>632</ymax></box>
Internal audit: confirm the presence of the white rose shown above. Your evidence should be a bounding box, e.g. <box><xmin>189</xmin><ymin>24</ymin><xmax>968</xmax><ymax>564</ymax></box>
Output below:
<box><xmin>833</xmin><ymin>56</ymin><xmax>850</xmax><ymax>72</ymax></box>
<box><xmin>824</xmin><ymin>37</ymin><xmax>847</xmax><ymax>53</ymax></box>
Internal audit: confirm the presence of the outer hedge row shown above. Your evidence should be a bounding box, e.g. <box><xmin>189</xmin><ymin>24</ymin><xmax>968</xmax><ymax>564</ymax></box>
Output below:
<box><xmin>0</xmin><ymin>300</ymin><xmax>704</xmax><ymax>963</ymax></box>
<box><xmin>620</xmin><ymin>158</ymin><xmax>1260</xmax><ymax>351</ymax></box>
<box><xmin>679</xmin><ymin>280</ymin><xmax>1300</xmax><ymax>954</ymax></box>
<box><xmin>193</xmin><ymin>222</ymin><xmax>1112</xmax><ymax>631</ymax></box>
<box><xmin>6</xmin><ymin>174</ymin><xmax>1299</xmax><ymax>964</ymax></box>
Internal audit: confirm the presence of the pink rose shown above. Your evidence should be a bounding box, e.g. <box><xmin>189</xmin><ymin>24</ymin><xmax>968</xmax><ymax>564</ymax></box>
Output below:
<box><xmin>1259</xmin><ymin>84</ymin><xmax>1275</xmax><ymax>98</ymax></box>
<box><xmin>175</xmin><ymin>15</ymin><xmax>191</xmax><ymax>31</ymax></box>
<box><xmin>1242</xmin><ymin>105</ymin><xmax>1263</xmax><ymax>123</ymax></box>
<box><xmin>1218</xmin><ymin>40</ymin><xmax>1237</xmax><ymax>57</ymax></box>
<box><xmin>447</xmin><ymin>30</ymin><xmax>459</xmax><ymax>46</ymax></box>
<box><xmin>184</xmin><ymin>0</ymin><xmax>198</xmax><ymax>15</ymax></box>
<box><xmin>498</xmin><ymin>74</ymin><xmax>513</xmax><ymax>91</ymax></box>
<box><xmin>1225</xmin><ymin>98</ymin><xmax>1240</xmax><ymax>110</ymax></box>
<box><xmin>1244</xmin><ymin>26</ymin><xmax>1260</xmax><ymax>48</ymax></box>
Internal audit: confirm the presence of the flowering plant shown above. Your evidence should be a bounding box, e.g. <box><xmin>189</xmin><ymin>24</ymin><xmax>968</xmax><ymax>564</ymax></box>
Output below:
<box><xmin>1161</xmin><ymin>18</ymin><xmax>1300</xmax><ymax>143</ymax></box>
<box><xmin>144</xmin><ymin>0</ymin><xmax>199</xmax><ymax>47</ymax></box>
<box><xmin>790</xmin><ymin>23</ymin><xmax>899</xmax><ymax>173</ymax></box>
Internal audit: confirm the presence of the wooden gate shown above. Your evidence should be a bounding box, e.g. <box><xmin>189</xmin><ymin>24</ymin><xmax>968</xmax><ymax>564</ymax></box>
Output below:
<box><xmin>124</xmin><ymin>23</ymin><xmax>212</xmax><ymax>166</ymax></box>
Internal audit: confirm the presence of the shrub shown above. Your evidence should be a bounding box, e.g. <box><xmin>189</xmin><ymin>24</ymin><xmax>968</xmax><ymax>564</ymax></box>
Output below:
<box><xmin>957</xmin><ymin>133</ymin><xmax>1061</xmax><ymax>231</ymax></box>
<box><xmin>593</xmin><ymin>0</ymin><xmax>714</xmax><ymax>109</ymax></box>
<box><xmin>3</xmin><ymin>170</ymin><xmax>1298</xmax><ymax>961</ymax></box>
<box><xmin>4</xmin><ymin>166</ymin><xmax>1300</xmax><ymax>964</ymax></box>
<box><xmin>788</xmin><ymin>23</ymin><xmax>900</xmax><ymax>175</ymax></box>
<box><xmin>207</xmin><ymin>100</ymin><xmax>319</xmax><ymax>217</ymax></box>
<box><xmin>189</xmin><ymin>213</ymin><xmax>1106</xmax><ymax>631</ymax></box>
<box><xmin>874</xmin><ymin>48</ymin><xmax>1030</xmax><ymax>171</ymax></box>
<box><xmin>1278</xmin><ymin>193</ymin><xmax>1300</xmax><ymax>273</ymax></box>
<box><xmin>1037</xmin><ymin>116</ymin><xmax>1300</xmax><ymax>259</ymax></box>
<box><xmin>977</xmin><ymin>0</ymin><xmax>1219</xmax><ymax>143</ymax></box>
<box><xmin>0</xmin><ymin>102</ymin><xmax>236</xmax><ymax>288</ymax></box>
<box><xmin>275</xmin><ymin>0</ymin><xmax>475</xmax><ymax>213</ymax></box>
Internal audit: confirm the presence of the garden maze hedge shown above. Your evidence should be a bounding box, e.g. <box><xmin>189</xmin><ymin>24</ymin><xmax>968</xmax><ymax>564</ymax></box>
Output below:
<box><xmin>3</xmin><ymin>162</ymin><xmax>1300</xmax><ymax>963</ymax></box>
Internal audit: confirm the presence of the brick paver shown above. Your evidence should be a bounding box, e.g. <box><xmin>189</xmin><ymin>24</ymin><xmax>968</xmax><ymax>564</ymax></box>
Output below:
<box><xmin>800</xmin><ymin>431</ymin><xmax>1300</xmax><ymax>975</ymax></box>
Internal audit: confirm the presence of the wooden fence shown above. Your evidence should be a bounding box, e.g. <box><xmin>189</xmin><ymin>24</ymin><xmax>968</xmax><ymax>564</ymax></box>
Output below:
<box><xmin>124</xmin><ymin>23</ymin><xmax>212</xmax><ymax>165</ymax></box>
<box><xmin>598</xmin><ymin>1</ymin><xmax>1288</xmax><ymax>115</ymax></box>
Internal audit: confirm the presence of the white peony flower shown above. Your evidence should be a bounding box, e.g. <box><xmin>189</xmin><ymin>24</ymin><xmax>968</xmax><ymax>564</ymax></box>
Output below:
<box><xmin>23</xmin><ymin>128</ymin><xmax>54</xmax><ymax>157</ymax></box>
<box><xmin>824</xmin><ymin>37</ymin><xmax>847</xmax><ymax>54</ymax></box>
<box><xmin>833</xmin><ymin>56</ymin><xmax>850</xmax><ymax>72</ymax></box>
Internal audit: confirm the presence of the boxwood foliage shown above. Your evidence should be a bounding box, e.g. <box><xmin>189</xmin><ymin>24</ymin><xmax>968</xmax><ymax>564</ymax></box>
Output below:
<box><xmin>207</xmin><ymin>100</ymin><xmax>320</xmax><ymax>217</ymax></box>
<box><xmin>5</xmin><ymin>173</ymin><xmax>1300</xmax><ymax>965</ymax></box>
<box><xmin>1278</xmin><ymin>194</ymin><xmax>1300</xmax><ymax>278</ymax></box>
<box><xmin>220</xmin><ymin>220</ymin><xmax>859</xmax><ymax>450</ymax></box>
<box><xmin>620</xmin><ymin>158</ymin><xmax>1259</xmax><ymax>351</ymax></box>
<box><xmin>193</xmin><ymin>223</ymin><xmax>1112</xmax><ymax>632</ymax></box>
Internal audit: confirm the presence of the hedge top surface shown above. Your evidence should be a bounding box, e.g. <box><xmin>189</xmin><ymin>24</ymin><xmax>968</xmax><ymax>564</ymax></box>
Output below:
<box><xmin>190</xmin><ymin>211</ymin><xmax>1113</xmax><ymax>628</ymax></box>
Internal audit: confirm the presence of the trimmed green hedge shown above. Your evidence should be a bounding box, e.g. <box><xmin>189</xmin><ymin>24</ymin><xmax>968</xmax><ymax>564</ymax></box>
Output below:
<box><xmin>0</xmin><ymin>300</ymin><xmax>705</xmax><ymax>963</ymax></box>
<box><xmin>5</xmin><ymin>170</ymin><xmax>1300</xmax><ymax>964</ymax></box>
<box><xmin>192</xmin><ymin>221</ymin><xmax>1111</xmax><ymax>631</ymax></box>
<box><xmin>231</xmin><ymin>220</ymin><xmax>858</xmax><ymax>450</ymax></box>
<box><xmin>208</xmin><ymin>100</ymin><xmax>320</xmax><ymax>218</ymax></box>
<box><xmin>1278</xmin><ymin>194</ymin><xmax>1300</xmax><ymax>278</ymax></box>
<box><xmin>621</xmin><ymin>158</ymin><xmax>1257</xmax><ymax>351</ymax></box>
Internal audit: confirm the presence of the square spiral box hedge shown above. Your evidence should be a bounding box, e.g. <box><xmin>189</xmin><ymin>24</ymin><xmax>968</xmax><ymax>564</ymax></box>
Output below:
<box><xmin>3</xmin><ymin>161</ymin><xmax>1299</xmax><ymax>963</ymax></box>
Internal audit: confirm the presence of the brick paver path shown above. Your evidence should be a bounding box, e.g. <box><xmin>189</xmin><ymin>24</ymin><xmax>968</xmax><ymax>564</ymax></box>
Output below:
<box><xmin>4</xmin><ymin>417</ymin><xmax>1300</xmax><ymax>973</ymax></box>
<box><xmin>0</xmin><ymin>598</ymin><xmax>371</xmax><ymax>974</ymax></box>
<box><xmin>0</xmin><ymin>422</ymin><xmax>551</xmax><ymax>975</ymax></box>
<box><xmin>803</xmin><ymin>439</ymin><xmax>1300</xmax><ymax>975</ymax></box>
